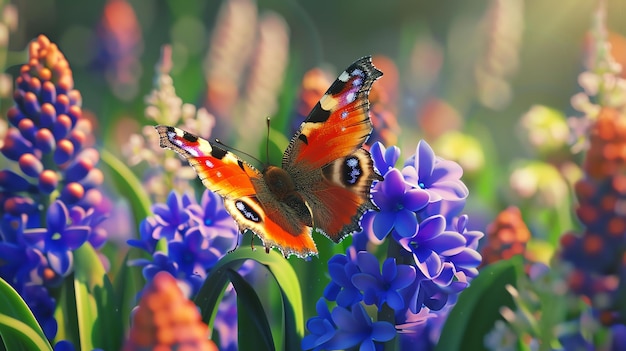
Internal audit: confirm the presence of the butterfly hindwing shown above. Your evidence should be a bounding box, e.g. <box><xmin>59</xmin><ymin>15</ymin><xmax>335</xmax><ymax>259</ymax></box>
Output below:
<box><xmin>155</xmin><ymin>125</ymin><xmax>317</xmax><ymax>257</ymax></box>
<box><xmin>283</xmin><ymin>56</ymin><xmax>383</xmax><ymax>242</ymax></box>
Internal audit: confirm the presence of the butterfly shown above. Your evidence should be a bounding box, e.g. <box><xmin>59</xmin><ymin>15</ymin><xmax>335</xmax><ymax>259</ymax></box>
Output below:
<box><xmin>155</xmin><ymin>56</ymin><xmax>383</xmax><ymax>258</ymax></box>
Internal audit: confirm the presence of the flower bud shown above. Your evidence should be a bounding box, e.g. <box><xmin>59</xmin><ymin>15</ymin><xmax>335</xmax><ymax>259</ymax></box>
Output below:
<box><xmin>53</xmin><ymin>139</ymin><xmax>74</xmax><ymax>165</ymax></box>
<box><xmin>65</xmin><ymin>158</ymin><xmax>93</xmax><ymax>182</ymax></box>
<box><xmin>18</xmin><ymin>153</ymin><xmax>43</xmax><ymax>177</ymax></box>
<box><xmin>38</xmin><ymin>169</ymin><xmax>58</xmax><ymax>194</ymax></box>
<box><xmin>61</xmin><ymin>182</ymin><xmax>84</xmax><ymax>203</ymax></box>
<box><xmin>34</xmin><ymin>128</ymin><xmax>55</xmax><ymax>153</ymax></box>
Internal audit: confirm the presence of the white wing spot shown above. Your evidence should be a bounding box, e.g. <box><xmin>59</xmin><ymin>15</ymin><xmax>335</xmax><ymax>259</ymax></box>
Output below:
<box><xmin>338</xmin><ymin>71</ymin><xmax>350</xmax><ymax>82</ymax></box>
<box><xmin>205</xmin><ymin>159</ymin><xmax>214</xmax><ymax>168</ymax></box>
<box><xmin>236</xmin><ymin>201</ymin><xmax>260</xmax><ymax>222</ymax></box>
<box><xmin>216</xmin><ymin>171</ymin><xmax>222</xmax><ymax>178</ymax></box>
<box><xmin>346</xmin><ymin>92</ymin><xmax>356</xmax><ymax>103</ymax></box>
<box><xmin>352</xmin><ymin>78</ymin><xmax>362</xmax><ymax>87</ymax></box>
<box><xmin>341</xmin><ymin>111</ymin><xmax>348</xmax><ymax>119</ymax></box>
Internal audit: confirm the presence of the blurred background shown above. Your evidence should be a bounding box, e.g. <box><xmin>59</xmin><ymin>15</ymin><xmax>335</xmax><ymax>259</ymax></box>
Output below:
<box><xmin>5</xmin><ymin>0</ymin><xmax>626</xmax><ymax>163</ymax></box>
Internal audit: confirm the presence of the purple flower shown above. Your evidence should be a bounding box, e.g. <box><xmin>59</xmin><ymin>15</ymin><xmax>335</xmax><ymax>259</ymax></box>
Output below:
<box><xmin>398</xmin><ymin>215</ymin><xmax>466</xmax><ymax>279</ymax></box>
<box><xmin>167</xmin><ymin>226</ymin><xmax>221</xmax><ymax>294</ymax></box>
<box><xmin>371</xmin><ymin>168</ymin><xmax>429</xmax><ymax>240</ymax></box>
<box><xmin>402</xmin><ymin>140</ymin><xmax>468</xmax><ymax>203</ymax></box>
<box><xmin>323</xmin><ymin>252</ymin><xmax>364</xmax><ymax>308</ymax></box>
<box><xmin>370</xmin><ymin>142</ymin><xmax>401</xmax><ymax>176</ymax></box>
<box><xmin>192</xmin><ymin>190</ymin><xmax>238</xmax><ymax>239</ymax></box>
<box><xmin>325</xmin><ymin>303</ymin><xmax>396</xmax><ymax>351</ymax></box>
<box><xmin>351</xmin><ymin>252</ymin><xmax>416</xmax><ymax>311</ymax></box>
<box><xmin>127</xmin><ymin>217</ymin><xmax>159</xmax><ymax>254</ymax></box>
<box><xmin>22</xmin><ymin>284</ymin><xmax>57</xmax><ymax>339</ymax></box>
<box><xmin>151</xmin><ymin>191</ymin><xmax>197</xmax><ymax>241</ymax></box>
<box><xmin>22</xmin><ymin>200</ymin><xmax>90</xmax><ymax>276</ymax></box>
<box><xmin>134</xmin><ymin>252</ymin><xmax>179</xmax><ymax>282</ymax></box>
<box><xmin>302</xmin><ymin>299</ymin><xmax>337</xmax><ymax>351</ymax></box>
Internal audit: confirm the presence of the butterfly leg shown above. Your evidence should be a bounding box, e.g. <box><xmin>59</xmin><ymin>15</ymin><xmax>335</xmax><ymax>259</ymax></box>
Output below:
<box><xmin>228</xmin><ymin>231</ymin><xmax>242</xmax><ymax>254</ymax></box>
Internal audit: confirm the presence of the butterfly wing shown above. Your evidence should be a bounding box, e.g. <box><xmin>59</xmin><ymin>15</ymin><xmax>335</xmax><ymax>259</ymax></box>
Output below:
<box><xmin>283</xmin><ymin>56</ymin><xmax>383</xmax><ymax>243</ymax></box>
<box><xmin>155</xmin><ymin>125</ymin><xmax>317</xmax><ymax>257</ymax></box>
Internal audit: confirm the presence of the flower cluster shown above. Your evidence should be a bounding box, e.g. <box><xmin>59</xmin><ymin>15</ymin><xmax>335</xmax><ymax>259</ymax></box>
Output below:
<box><xmin>123</xmin><ymin>45</ymin><xmax>215</xmax><ymax>201</ymax></box>
<box><xmin>0</xmin><ymin>35</ymin><xmax>108</xmax><ymax>340</ymax></box>
<box><xmin>568</xmin><ymin>2</ymin><xmax>626</xmax><ymax>153</ymax></box>
<box><xmin>128</xmin><ymin>189</ymin><xmax>243</xmax><ymax>350</ymax></box>
<box><xmin>122</xmin><ymin>271</ymin><xmax>218</xmax><ymax>351</ymax></box>
<box><xmin>480</xmin><ymin>206</ymin><xmax>531</xmax><ymax>267</ymax></box>
<box><xmin>560</xmin><ymin>107</ymin><xmax>626</xmax><ymax>326</ymax></box>
<box><xmin>303</xmin><ymin>141</ymin><xmax>483</xmax><ymax>350</ymax></box>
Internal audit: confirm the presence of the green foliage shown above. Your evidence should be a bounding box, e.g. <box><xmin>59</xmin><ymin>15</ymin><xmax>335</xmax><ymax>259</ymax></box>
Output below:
<box><xmin>194</xmin><ymin>247</ymin><xmax>304</xmax><ymax>350</ymax></box>
<box><xmin>435</xmin><ymin>256</ymin><xmax>524</xmax><ymax>351</ymax></box>
<box><xmin>0</xmin><ymin>278</ymin><xmax>52</xmax><ymax>351</ymax></box>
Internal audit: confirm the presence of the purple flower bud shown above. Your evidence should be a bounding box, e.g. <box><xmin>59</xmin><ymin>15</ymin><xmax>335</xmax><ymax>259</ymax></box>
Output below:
<box><xmin>0</xmin><ymin>169</ymin><xmax>32</xmax><ymax>191</ymax></box>
<box><xmin>39</xmin><ymin>103</ymin><xmax>57</xmax><ymax>128</ymax></box>
<box><xmin>1</xmin><ymin>129</ymin><xmax>34</xmax><ymax>161</ymax></box>
<box><xmin>53</xmin><ymin>114</ymin><xmax>72</xmax><ymax>140</ymax></box>
<box><xmin>38</xmin><ymin>170</ymin><xmax>59</xmax><ymax>194</ymax></box>
<box><xmin>22</xmin><ymin>91</ymin><xmax>41</xmax><ymax>118</ymax></box>
<box><xmin>41</xmin><ymin>81</ymin><xmax>56</xmax><ymax>104</ymax></box>
<box><xmin>4</xmin><ymin>196</ymin><xmax>36</xmax><ymax>215</ymax></box>
<box><xmin>7</xmin><ymin>106</ymin><xmax>24</xmax><ymax>127</ymax></box>
<box><xmin>34</xmin><ymin>128</ymin><xmax>56</xmax><ymax>153</ymax></box>
<box><xmin>65</xmin><ymin>158</ymin><xmax>93</xmax><ymax>182</ymax></box>
<box><xmin>53</xmin><ymin>139</ymin><xmax>74</xmax><ymax>164</ymax></box>
<box><xmin>17</xmin><ymin>120</ymin><xmax>37</xmax><ymax>143</ymax></box>
<box><xmin>61</xmin><ymin>182</ymin><xmax>85</xmax><ymax>204</ymax></box>
<box><xmin>55</xmin><ymin>94</ymin><xmax>70</xmax><ymax>116</ymax></box>
<box><xmin>18</xmin><ymin>153</ymin><xmax>43</xmax><ymax>177</ymax></box>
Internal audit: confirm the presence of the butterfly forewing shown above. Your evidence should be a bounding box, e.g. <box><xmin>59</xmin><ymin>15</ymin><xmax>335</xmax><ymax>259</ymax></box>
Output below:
<box><xmin>155</xmin><ymin>125</ymin><xmax>318</xmax><ymax>257</ymax></box>
<box><xmin>283</xmin><ymin>56</ymin><xmax>383</xmax><ymax>243</ymax></box>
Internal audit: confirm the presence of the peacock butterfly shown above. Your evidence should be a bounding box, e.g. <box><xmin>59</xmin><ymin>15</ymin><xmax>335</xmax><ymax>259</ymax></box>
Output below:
<box><xmin>155</xmin><ymin>56</ymin><xmax>383</xmax><ymax>258</ymax></box>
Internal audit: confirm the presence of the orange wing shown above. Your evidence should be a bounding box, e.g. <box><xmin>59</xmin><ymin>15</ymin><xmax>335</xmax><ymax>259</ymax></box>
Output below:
<box><xmin>155</xmin><ymin>125</ymin><xmax>317</xmax><ymax>257</ymax></box>
<box><xmin>283</xmin><ymin>57</ymin><xmax>383</xmax><ymax>243</ymax></box>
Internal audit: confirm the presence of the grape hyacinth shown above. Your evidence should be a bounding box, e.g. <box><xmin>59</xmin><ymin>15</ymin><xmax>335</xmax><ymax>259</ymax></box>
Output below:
<box><xmin>0</xmin><ymin>35</ymin><xmax>108</xmax><ymax>340</ymax></box>
<box><xmin>303</xmin><ymin>141</ymin><xmax>483</xmax><ymax>350</ymax></box>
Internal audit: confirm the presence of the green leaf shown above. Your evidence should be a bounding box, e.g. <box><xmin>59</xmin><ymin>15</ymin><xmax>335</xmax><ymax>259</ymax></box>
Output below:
<box><xmin>53</xmin><ymin>276</ymin><xmax>80</xmax><ymax>346</ymax></box>
<box><xmin>194</xmin><ymin>247</ymin><xmax>304</xmax><ymax>350</ymax></box>
<box><xmin>73</xmin><ymin>243</ymin><xmax>122</xmax><ymax>351</ymax></box>
<box><xmin>0</xmin><ymin>315</ymin><xmax>52</xmax><ymax>351</ymax></box>
<box><xmin>112</xmin><ymin>253</ymin><xmax>145</xmax><ymax>334</ymax></box>
<box><xmin>100</xmin><ymin>149</ymin><xmax>152</xmax><ymax>228</ymax></box>
<box><xmin>434</xmin><ymin>256</ymin><xmax>523</xmax><ymax>351</ymax></box>
<box><xmin>227</xmin><ymin>269</ymin><xmax>275</xmax><ymax>351</ymax></box>
<box><xmin>0</xmin><ymin>277</ymin><xmax>52</xmax><ymax>351</ymax></box>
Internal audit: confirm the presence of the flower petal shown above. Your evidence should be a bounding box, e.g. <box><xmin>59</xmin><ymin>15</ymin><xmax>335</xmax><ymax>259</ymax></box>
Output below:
<box><xmin>48</xmin><ymin>249</ymin><xmax>73</xmax><ymax>276</ymax></box>
<box><xmin>415</xmin><ymin>140</ymin><xmax>436</xmax><ymax>185</ymax></box>
<box><xmin>372</xmin><ymin>212</ymin><xmax>396</xmax><ymax>240</ymax></box>
<box><xmin>394</xmin><ymin>210</ymin><xmax>418</xmax><ymax>238</ymax></box>
<box><xmin>47</xmin><ymin>201</ymin><xmax>68</xmax><ymax>234</ymax></box>
<box><xmin>62</xmin><ymin>226</ymin><xmax>91</xmax><ymax>249</ymax></box>
<box><xmin>370</xmin><ymin>321</ymin><xmax>397</xmax><ymax>342</ymax></box>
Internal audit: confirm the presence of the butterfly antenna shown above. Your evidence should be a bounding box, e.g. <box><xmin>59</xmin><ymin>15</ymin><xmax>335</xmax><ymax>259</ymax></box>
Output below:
<box><xmin>266</xmin><ymin>117</ymin><xmax>271</xmax><ymax>165</ymax></box>
<box><xmin>214</xmin><ymin>139</ymin><xmax>264</xmax><ymax>166</ymax></box>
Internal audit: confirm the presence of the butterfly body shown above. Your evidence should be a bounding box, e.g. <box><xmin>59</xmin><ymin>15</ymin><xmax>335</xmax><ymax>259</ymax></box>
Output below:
<box><xmin>156</xmin><ymin>56</ymin><xmax>383</xmax><ymax>258</ymax></box>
